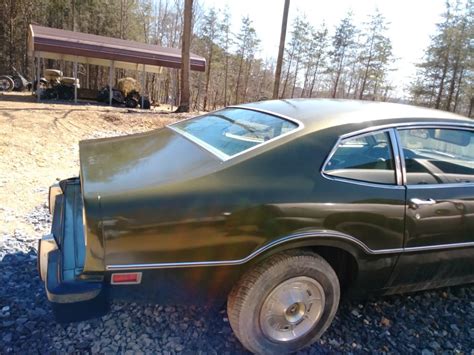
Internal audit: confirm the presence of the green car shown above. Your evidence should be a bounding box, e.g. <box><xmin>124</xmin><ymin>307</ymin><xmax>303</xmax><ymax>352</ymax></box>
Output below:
<box><xmin>38</xmin><ymin>99</ymin><xmax>474</xmax><ymax>354</ymax></box>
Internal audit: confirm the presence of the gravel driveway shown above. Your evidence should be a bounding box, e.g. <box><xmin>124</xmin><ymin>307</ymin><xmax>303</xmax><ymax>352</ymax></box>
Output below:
<box><xmin>1</xmin><ymin>96</ymin><xmax>473</xmax><ymax>354</ymax></box>
<box><xmin>2</xmin><ymin>209</ymin><xmax>474</xmax><ymax>354</ymax></box>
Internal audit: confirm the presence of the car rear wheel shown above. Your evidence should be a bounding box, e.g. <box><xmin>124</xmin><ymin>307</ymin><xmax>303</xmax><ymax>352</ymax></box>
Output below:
<box><xmin>227</xmin><ymin>251</ymin><xmax>340</xmax><ymax>354</ymax></box>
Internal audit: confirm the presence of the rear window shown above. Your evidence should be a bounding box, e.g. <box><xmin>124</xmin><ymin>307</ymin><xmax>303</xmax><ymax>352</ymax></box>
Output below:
<box><xmin>170</xmin><ymin>108</ymin><xmax>299</xmax><ymax>159</ymax></box>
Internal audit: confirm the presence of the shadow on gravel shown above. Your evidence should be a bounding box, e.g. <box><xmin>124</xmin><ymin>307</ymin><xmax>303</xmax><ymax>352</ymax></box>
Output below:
<box><xmin>1</xmin><ymin>249</ymin><xmax>473</xmax><ymax>354</ymax></box>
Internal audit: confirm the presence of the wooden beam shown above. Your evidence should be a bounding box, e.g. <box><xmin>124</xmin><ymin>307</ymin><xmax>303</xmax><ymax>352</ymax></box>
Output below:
<box><xmin>35</xmin><ymin>51</ymin><xmax>164</xmax><ymax>74</ymax></box>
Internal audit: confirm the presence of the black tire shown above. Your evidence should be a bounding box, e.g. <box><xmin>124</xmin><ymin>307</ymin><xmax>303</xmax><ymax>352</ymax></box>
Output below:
<box><xmin>0</xmin><ymin>75</ymin><xmax>14</xmax><ymax>92</ymax></box>
<box><xmin>12</xmin><ymin>75</ymin><xmax>27</xmax><ymax>91</ymax></box>
<box><xmin>125</xmin><ymin>97</ymin><xmax>138</xmax><ymax>108</ymax></box>
<box><xmin>227</xmin><ymin>251</ymin><xmax>340</xmax><ymax>354</ymax></box>
<box><xmin>140</xmin><ymin>97</ymin><xmax>151</xmax><ymax>109</ymax></box>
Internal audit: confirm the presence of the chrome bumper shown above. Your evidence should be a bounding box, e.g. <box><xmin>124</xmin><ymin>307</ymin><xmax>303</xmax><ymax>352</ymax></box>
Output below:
<box><xmin>38</xmin><ymin>233</ymin><xmax>58</xmax><ymax>282</ymax></box>
<box><xmin>48</xmin><ymin>183</ymin><xmax>61</xmax><ymax>215</ymax></box>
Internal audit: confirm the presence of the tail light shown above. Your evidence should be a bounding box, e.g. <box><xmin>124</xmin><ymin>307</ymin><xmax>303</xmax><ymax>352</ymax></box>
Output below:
<box><xmin>111</xmin><ymin>272</ymin><xmax>142</xmax><ymax>285</ymax></box>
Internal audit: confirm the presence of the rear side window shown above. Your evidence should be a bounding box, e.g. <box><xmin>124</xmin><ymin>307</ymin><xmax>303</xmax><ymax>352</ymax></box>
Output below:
<box><xmin>398</xmin><ymin>128</ymin><xmax>474</xmax><ymax>185</ymax></box>
<box><xmin>171</xmin><ymin>108</ymin><xmax>299</xmax><ymax>159</ymax></box>
<box><xmin>324</xmin><ymin>131</ymin><xmax>396</xmax><ymax>185</ymax></box>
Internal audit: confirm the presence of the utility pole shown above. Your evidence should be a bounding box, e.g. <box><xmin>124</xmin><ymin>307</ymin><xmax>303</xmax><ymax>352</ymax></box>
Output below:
<box><xmin>272</xmin><ymin>0</ymin><xmax>290</xmax><ymax>99</ymax></box>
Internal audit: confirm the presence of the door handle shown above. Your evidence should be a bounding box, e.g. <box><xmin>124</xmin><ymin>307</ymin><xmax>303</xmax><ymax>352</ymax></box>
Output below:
<box><xmin>409</xmin><ymin>198</ymin><xmax>437</xmax><ymax>208</ymax></box>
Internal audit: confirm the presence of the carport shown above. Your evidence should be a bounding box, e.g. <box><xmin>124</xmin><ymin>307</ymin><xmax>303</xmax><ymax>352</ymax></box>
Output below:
<box><xmin>27</xmin><ymin>24</ymin><xmax>206</xmax><ymax>105</ymax></box>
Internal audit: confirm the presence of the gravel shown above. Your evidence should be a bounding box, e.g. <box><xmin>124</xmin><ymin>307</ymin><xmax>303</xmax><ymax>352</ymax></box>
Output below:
<box><xmin>1</xmin><ymin>205</ymin><xmax>473</xmax><ymax>354</ymax></box>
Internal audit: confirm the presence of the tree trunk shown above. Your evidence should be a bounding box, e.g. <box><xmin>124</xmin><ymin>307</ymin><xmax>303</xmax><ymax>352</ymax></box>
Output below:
<box><xmin>203</xmin><ymin>44</ymin><xmax>213</xmax><ymax>111</ymax></box>
<box><xmin>280</xmin><ymin>50</ymin><xmax>294</xmax><ymax>98</ymax></box>
<box><xmin>272</xmin><ymin>0</ymin><xmax>290</xmax><ymax>99</ymax></box>
<box><xmin>332</xmin><ymin>52</ymin><xmax>345</xmax><ymax>99</ymax></box>
<box><xmin>359</xmin><ymin>34</ymin><xmax>375</xmax><ymax>100</ymax></box>
<box><xmin>234</xmin><ymin>53</ymin><xmax>245</xmax><ymax>104</ymax></box>
<box><xmin>452</xmin><ymin>67</ymin><xmax>464</xmax><ymax>113</ymax></box>
<box><xmin>309</xmin><ymin>60</ymin><xmax>321</xmax><ymax>97</ymax></box>
<box><xmin>8</xmin><ymin>0</ymin><xmax>15</xmax><ymax>70</ymax></box>
<box><xmin>435</xmin><ymin>49</ymin><xmax>450</xmax><ymax>109</ymax></box>
<box><xmin>176</xmin><ymin>0</ymin><xmax>193</xmax><ymax>112</ymax></box>
<box><xmin>290</xmin><ymin>58</ymin><xmax>300</xmax><ymax>98</ymax></box>
<box><xmin>359</xmin><ymin>59</ymin><xmax>371</xmax><ymax>99</ymax></box>
<box><xmin>224</xmin><ymin>54</ymin><xmax>229</xmax><ymax>106</ymax></box>
<box><xmin>71</xmin><ymin>0</ymin><xmax>76</xmax><ymax>31</ymax></box>
<box><xmin>469</xmin><ymin>96</ymin><xmax>474</xmax><ymax>118</ymax></box>
<box><xmin>445</xmin><ymin>55</ymin><xmax>460</xmax><ymax>111</ymax></box>
<box><xmin>242</xmin><ymin>59</ymin><xmax>252</xmax><ymax>102</ymax></box>
<box><xmin>301</xmin><ymin>64</ymin><xmax>311</xmax><ymax>98</ymax></box>
<box><xmin>332</xmin><ymin>70</ymin><xmax>341</xmax><ymax>98</ymax></box>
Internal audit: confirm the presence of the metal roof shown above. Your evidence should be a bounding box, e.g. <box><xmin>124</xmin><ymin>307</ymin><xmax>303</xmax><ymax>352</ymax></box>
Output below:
<box><xmin>238</xmin><ymin>99</ymin><xmax>472</xmax><ymax>133</ymax></box>
<box><xmin>28</xmin><ymin>24</ymin><xmax>206</xmax><ymax>74</ymax></box>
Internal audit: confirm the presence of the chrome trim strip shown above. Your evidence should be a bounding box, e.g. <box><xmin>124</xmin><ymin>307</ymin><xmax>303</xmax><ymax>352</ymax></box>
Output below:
<box><xmin>320</xmin><ymin>175</ymin><xmax>405</xmax><ymax>190</ymax></box>
<box><xmin>106</xmin><ymin>232</ymin><xmax>474</xmax><ymax>271</ymax></box>
<box><xmin>106</xmin><ymin>231</ymin><xmax>403</xmax><ymax>271</ymax></box>
<box><xmin>405</xmin><ymin>182</ymin><xmax>474</xmax><ymax>189</ymax></box>
<box><xmin>389</xmin><ymin>129</ymin><xmax>403</xmax><ymax>186</ymax></box>
<box><xmin>340</xmin><ymin>122</ymin><xmax>473</xmax><ymax>140</ymax></box>
<box><xmin>404</xmin><ymin>241</ymin><xmax>474</xmax><ymax>253</ymax></box>
<box><xmin>393</xmin><ymin>129</ymin><xmax>407</xmax><ymax>185</ymax></box>
<box><xmin>168</xmin><ymin>106</ymin><xmax>305</xmax><ymax>162</ymax></box>
<box><xmin>168</xmin><ymin>125</ymin><xmax>229</xmax><ymax>161</ymax></box>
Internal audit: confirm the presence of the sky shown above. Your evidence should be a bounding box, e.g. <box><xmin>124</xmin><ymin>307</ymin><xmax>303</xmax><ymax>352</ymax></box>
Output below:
<box><xmin>201</xmin><ymin>0</ymin><xmax>446</xmax><ymax>98</ymax></box>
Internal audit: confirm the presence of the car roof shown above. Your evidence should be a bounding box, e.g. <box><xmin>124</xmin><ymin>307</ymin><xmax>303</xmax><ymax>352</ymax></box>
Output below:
<box><xmin>236</xmin><ymin>99</ymin><xmax>473</xmax><ymax>133</ymax></box>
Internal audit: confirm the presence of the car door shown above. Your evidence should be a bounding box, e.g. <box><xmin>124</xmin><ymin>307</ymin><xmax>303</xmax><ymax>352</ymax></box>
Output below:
<box><xmin>389</xmin><ymin>125</ymin><xmax>474</xmax><ymax>289</ymax></box>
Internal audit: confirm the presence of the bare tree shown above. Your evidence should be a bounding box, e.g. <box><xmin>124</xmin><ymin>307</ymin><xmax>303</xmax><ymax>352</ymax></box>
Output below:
<box><xmin>272</xmin><ymin>0</ymin><xmax>290</xmax><ymax>99</ymax></box>
<box><xmin>176</xmin><ymin>0</ymin><xmax>193</xmax><ymax>112</ymax></box>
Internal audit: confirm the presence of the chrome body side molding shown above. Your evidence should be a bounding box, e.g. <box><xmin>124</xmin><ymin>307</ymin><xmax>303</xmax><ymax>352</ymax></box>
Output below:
<box><xmin>106</xmin><ymin>230</ymin><xmax>474</xmax><ymax>271</ymax></box>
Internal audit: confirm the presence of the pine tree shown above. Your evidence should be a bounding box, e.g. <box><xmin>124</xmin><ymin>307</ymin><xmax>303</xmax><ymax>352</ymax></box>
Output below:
<box><xmin>280</xmin><ymin>16</ymin><xmax>309</xmax><ymax>98</ymax></box>
<box><xmin>411</xmin><ymin>0</ymin><xmax>473</xmax><ymax>116</ymax></box>
<box><xmin>358</xmin><ymin>9</ymin><xmax>393</xmax><ymax>100</ymax></box>
<box><xmin>200</xmin><ymin>7</ymin><xmax>220</xmax><ymax>110</ymax></box>
<box><xmin>234</xmin><ymin>16</ymin><xmax>259</xmax><ymax>104</ymax></box>
<box><xmin>329</xmin><ymin>12</ymin><xmax>357</xmax><ymax>98</ymax></box>
<box><xmin>301</xmin><ymin>23</ymin><xmax>328</xmax><ymax>98</ymax></box>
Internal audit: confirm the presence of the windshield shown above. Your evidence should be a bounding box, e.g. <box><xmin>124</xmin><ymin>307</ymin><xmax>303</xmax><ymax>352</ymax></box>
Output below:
<box><xmin>171</xmin><ymin>108</ymin><xmax>299</xmax><ymax>159</ymax></box>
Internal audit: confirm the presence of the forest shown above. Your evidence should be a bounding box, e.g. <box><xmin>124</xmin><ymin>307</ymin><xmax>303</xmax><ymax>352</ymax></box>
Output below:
<box><xmin>0</xmin><ymin>0</ymin><xmax>472</xmax><ymax>116</ymax></box>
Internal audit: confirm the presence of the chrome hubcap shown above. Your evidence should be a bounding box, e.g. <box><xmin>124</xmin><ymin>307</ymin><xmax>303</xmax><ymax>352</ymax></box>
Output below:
<box><xmin>260</xmin><ymin>276</ymin><xmax>325</xmax><ymax>342</ymax></box>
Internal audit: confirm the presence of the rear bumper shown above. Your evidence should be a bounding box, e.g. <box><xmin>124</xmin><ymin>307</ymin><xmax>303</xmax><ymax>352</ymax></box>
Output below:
<box><xmin>38</xmin><ymin>179</ymin><xmax>108</xmax><ymax>322</ymax></box>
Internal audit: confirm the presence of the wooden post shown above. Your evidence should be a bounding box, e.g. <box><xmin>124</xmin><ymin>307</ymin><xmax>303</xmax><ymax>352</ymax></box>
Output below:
<box><xmin>73</xmin><ymin>61</ymin><xmax>78</xmax><ymax>103</ymax></box>
<box><xmin>86</xmin><ymin>63</ymin><xmax>90</xmax><ymax>89</ymax></box>
<box><xmin>36</xmin><ymin>55</ymin><xmax>40</xmax><ymax>103</ymax></box>
<box><xmin>109</xmin><ymin>61</ymin><xmax>115</xmax><ymax>106</ymax></box>
<box><xmin>141</xmin><ymin>64</ymin><xmax>145</xmax><ymax>109</ymax></box>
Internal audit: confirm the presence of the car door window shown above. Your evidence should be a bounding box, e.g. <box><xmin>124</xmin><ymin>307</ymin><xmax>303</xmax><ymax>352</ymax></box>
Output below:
<box><xmin>324</xmin><ymin>131</ymin><xmax>396</xmax><ymax>184</ymax></box>
<box><xmin>398</xmin><ymin>128</ymin><xmax>474</xmax><ymax>185</ymax></box>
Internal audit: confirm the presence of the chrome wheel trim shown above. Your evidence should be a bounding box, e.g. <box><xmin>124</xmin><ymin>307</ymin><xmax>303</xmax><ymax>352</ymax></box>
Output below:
<box><xmin>259</xmin><ymin>276</ymin><xmax>326</xmax><ymax>342</ymax></box>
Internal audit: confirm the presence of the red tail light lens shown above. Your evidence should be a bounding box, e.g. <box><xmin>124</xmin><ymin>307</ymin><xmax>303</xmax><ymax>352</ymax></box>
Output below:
<box><xmin>111</xmin><ymin>272</ymin><xmax>142</xmax><ymax>284</ymax></box>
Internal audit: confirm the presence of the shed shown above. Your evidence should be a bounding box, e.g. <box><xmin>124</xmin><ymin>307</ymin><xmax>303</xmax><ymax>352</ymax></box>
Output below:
<box><xmin>28</xmin><ymin>24</ymin><xmax>206</xmax><ymax>105</ymax></box>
